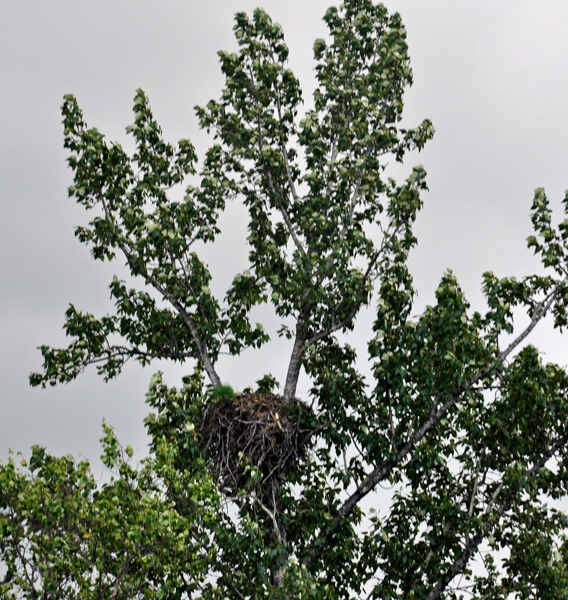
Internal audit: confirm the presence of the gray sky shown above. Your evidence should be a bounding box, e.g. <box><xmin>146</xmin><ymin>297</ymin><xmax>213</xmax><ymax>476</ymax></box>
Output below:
<box><xmin>2</xmin><ymin>0</ymin><xmax>568</xmax><ymax>474</ymax></box>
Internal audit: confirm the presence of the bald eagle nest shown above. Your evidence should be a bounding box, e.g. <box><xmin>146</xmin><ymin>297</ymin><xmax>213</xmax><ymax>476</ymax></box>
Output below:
<box><xmin>199</xmin><ymin>393</ymin><xmax>314</xmax><ymax>493</ymax></box>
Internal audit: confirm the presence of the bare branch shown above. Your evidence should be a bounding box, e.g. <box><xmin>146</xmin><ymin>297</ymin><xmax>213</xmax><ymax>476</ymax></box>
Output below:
<box><xmin>253</xmin><ymin>494</ymin><xmax>281</xmax><ymax>543</ymax></box>
<box><xmin>110</xmin><ymin>553</ymin><xmax>133</xmax><ymax>600</ymax></box>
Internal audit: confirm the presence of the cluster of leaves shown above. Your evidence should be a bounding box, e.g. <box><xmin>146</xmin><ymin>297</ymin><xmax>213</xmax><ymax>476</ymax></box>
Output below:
<box><xmin>0</xmin><ymin>420</ymin><xmax>217</xmax><ymax>599</ymax></box>
<box><xmin>29</xmin><ymin>86</ymin><xmax>268</xmax><ymax>390</ymax></box>
<box><xmin>29</xmin><ymin>0</ymin><xmax>433</xmax><ymax>401</ymax></box>
<box><xmin>6</xmin><ymin>0</ymin><xmax>568</xmax><ymax>598</ymax></box>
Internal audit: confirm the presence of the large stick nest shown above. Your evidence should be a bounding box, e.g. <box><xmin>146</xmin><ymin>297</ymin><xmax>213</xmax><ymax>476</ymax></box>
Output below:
<box><xmin>199</xmin><ymin>393</ymin><xmax>314</xmax><ymax>493</ymax></box>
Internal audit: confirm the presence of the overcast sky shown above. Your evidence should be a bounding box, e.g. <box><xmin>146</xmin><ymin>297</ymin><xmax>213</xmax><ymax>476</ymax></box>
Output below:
<box><xmin>2</xmin><ymin>0</ymin><xmax>568</xmax><ymax>474</ymax></box>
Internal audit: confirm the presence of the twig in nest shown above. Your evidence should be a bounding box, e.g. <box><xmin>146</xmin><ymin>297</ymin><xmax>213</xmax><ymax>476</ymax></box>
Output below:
<box><xmin>199</xmin><ymin>393</ymin><xmax>314</xmax><ymax>493</ymax></box>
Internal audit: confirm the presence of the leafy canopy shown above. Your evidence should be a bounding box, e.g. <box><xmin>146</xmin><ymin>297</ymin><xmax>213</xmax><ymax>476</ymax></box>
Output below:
<box><xmin>3</xmin><ymin>0</ymin><xmax>568</xmax><ymax>598</ymax></box>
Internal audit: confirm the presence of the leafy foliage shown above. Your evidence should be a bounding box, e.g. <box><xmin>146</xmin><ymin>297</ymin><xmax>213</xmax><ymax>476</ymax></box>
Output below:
<box><xmin>4</xmin><ymin>0</ymin><xmax>568</xmax><ymax>598</ymax></box>
<box><xmin>0</xmin><ymin>423</ymin><xmax>217</xmax><ymax>599</ymax></box>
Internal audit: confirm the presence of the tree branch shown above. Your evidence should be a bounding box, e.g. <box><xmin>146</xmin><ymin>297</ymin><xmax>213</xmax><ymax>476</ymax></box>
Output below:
<box><xmin>303</xmin><ymin>283</ymin><xmax>561</xmax><ymax>565</ymax></box>
<box><xmin>340</xmin><ymin>167</ymin><xmax>364</xmax><ymax>240</ymax></box>
<box><xmin>263</xmin><ymin>155</ymin><xmax>306</xmax><ymax>260</ymax></box>
<box><xmin>140</xmin><ymin>268</ymin><xmax>221</xmax><ymax>387</ymax></box>
<box><xmin>308</xmin><ymin>217</ymin><xmax>401</xmax><ymax>346</ymax></box>
<box><xmin>253</xmin><ymin>493</ymin><xmax>282</xmax><ymax>544</ymax></box>
<box><xmin>324</xmin><ymin>140</ymin><xmax>339</xmax><ymax>200</ymax></box>
<box><xmin>307</xmin><ymin>247</ymin><xmax>382</xmax><ymax>347</ymax></box>
<box><xmin>426</xmin><ymin>431</ymin><xmax>568</xmax><ymax>600</ymax></box>
<box><xmin>283</xmin><ymin>300</ymin><xmax>311</xmax><ymax>401</ymax></box>
<box><xmin>225</xmin><ymin>578</ymin><xmax>247</xmax><ymax>600</ymax></box>
<box><xmin>75</xmin><ymin>345</ymin><xmax>195</xmax><ymax>370</ymax></box>
<box><xmin>14</xmin><ymin>540</ymin><xmax>38</xmax><ymax>596</ymax></box>
<box><xmin>166</xmin><ymin>241</ymin><xmax>217</xmax><ymax>346</ymax></box>
<box><xmin>99</xmin><ymin>199</ymin><xmax>222</xmax><ymax>387</ymax></box>
<box><xmin>249</xmin><ymin>66</ymin><xmax>307</xmax><ymax>260</ymax></box>
<box><xmin>110</xmin><ymin>552</ymin><xmax>133</xmax><ymax>600</ymax></box>
<box><xmin>335</xmin><ymin>283</ymin><xmax>561</xmax><ymax>519</ymax></box>
<box><xmin>274</xmin><ymin>93</ymin><xmax>300</xmax><ymax>204</ymax></box>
